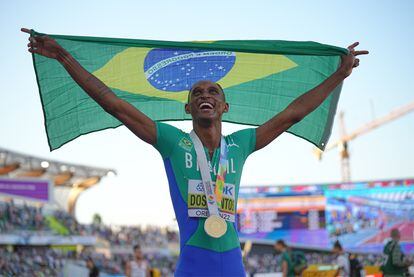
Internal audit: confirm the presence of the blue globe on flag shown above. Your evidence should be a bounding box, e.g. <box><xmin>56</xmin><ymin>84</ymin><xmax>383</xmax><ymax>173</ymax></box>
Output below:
<box><xmin>143</xmin><ymin>49</ymin><xmax>236</xmax><ymax>92</ymax></box>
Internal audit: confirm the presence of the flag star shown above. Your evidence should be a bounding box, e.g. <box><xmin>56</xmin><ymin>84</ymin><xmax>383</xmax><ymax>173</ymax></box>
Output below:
<box><xmin>185</xmin><ymin>84</ymin><xmax>189</xmax><ymax>87</ymax></box>
<box><xmin>176</xmin><ymin>78</ymin><xmax>180</xmax><ymax>81</ymax></box>
<box><xmin>186</xmin><ymin>73</ymin><xmax>190</xmax><ymax>76</ymax></box>
<box><xmin>218</xmin><ymin>66</ymin><xmax>224</xmax><ymax>70</ymax></box>
<box><xmin>187</xmin><ymin>69</ymin><xmax>191</xmax><ymax>72</ymax></box>
<box><xmin>150</xmin><ymin>77</ymin><xmax>154</xmax><ymax>80</ymax></box>
<box><xmin>163</xmin><ymin>87</ymin><xmax>166</xmax><ymax>90</ymax></box>
<box><xmin>186</xmin><ymin>63</ymin><xmax>190</xmax><ymax>66</ymax></box>
<box><xmin>209</xmin><ymin>68</ymin><xmax>212</xmax><ymax>71</ymax></box>
<box><xmin>215</xmin><ymin>64</ymin><xmax>218</xmax><ymax>66</ymax></box>
<box><xmin>203</xmin><ymin>60</ymin><xmax>207</xmax><ymax>63</ymax></box>
<box><xmin>210</xmin><ymin>72</ymin><xmax>213</xmax><ymax>75</ymax></box>
<box><xmin>181</xmin><ymin>67</ymin><xmax>185</xmax><ymax>70</ymax></box>
<box><xmin>172</xmin><ymin>84</ymin><xmax>175</xmax><ymax>86</ymax></box>
<box><xmin>169</xmin><ymin>80</ymin><xmax>173</xmax><ymax>83</ymax></box>
<box><xmin>191</xmin><ymin>66</ymin><xmax>195</xmax><ymax>69</ymax></box>
<box><xmin>156</xmin><ymin>74</ymin><xmax>159</xmax><ymax>77</ymax></box>
<box><xmin>174</xmin><ymin>51</ymin><xmax>179</xmax><ymax>55</ymax></box>
<box><xmin>177</xmin><ymin>63</ymin><xmax>180</xmax><ymax>65</ymax></box>
<box><xmin>202</xmin><ymin>76</ymin><xmax>206</xmax><ymax>78</ymax></box>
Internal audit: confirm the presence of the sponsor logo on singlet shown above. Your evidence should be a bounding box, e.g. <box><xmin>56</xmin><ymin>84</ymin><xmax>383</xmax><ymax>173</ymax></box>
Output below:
<box><xmin>188</xmin><ymin>179</ymin><xmax>236</xmax><ymax>222</ymax></box>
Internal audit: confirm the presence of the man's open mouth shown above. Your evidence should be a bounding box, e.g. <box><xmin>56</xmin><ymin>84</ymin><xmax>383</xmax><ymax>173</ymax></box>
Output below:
<box><xmin>199</xmin><ymin>102</ymin><xmax>214</xmax><ymax>111</ymax></box>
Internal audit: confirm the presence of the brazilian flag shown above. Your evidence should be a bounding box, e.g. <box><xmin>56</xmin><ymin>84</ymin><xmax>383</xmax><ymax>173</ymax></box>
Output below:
<box><xmin>30</xmin><ymin>31</ymin><xmax>348</xmax><ymax>151</ymax></box>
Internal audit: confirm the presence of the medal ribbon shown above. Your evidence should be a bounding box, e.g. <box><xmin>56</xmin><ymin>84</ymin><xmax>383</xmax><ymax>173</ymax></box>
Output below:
<box><xmin>215</xmin><ymin>139</ymin><xmax>228</xmax><ymax>209</ymax></box>
<box><xmin>189</xmin><ymin>131</ymin><xmax>228</xmax><ymax>218</ymax></box>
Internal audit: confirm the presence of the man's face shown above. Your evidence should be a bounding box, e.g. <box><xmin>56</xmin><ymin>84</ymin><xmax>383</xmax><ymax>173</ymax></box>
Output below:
<box><xmin>391</xmin><ymin>229</ymin><xmax>401</xmax><ymax>241</ymax></box>
<box><xmin>135</xmin><ymin>248</ymin><xmax>143</xmax><ymax>260</ymax></box>
<box><xmin>274</xmin><ymin>243</ymin><xmax>283</xmax><ymax>253</ymax></box>
<box><xmin>185</xmin><ymin>80</ymin><xmax>229</xmax><ymax>122</ymax></box>
<box><xmin>86</xmin><ymin>260</ymin><xmax>92</xmax><ymax>268</ymax></box>
<box><xmin>393</xmin><ymin>233</ymin><xmax>401</xmax><ymax>241</ymax></box>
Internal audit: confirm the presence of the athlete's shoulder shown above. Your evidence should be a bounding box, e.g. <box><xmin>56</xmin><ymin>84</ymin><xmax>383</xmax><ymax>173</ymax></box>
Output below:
<box><xmin>226</xmin><ymin>128</ymin><xmax>256</xmax><ymax>157</ymax></box>
<box><xmin>154</xmin><ymin>122</ymin><xmax>188</xmax><ymax>158</ymax></box>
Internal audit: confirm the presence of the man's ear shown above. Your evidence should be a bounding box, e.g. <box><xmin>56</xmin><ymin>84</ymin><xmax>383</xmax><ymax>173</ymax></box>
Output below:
<box><xmin>185</xmin><ymin>103</ymin><xmax>190</xmax><ymax>114</ymax></box>
<box><xmin>224</xmin><ymin>103</ymin><xmax>229</xmax><ymax>113</ymax></box>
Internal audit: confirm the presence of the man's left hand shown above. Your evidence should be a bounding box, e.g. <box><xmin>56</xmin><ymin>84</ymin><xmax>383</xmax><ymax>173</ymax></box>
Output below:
<box><xmin>340</xmin><ymin>42</ymin><xmax>369</xmax><ymax>78</ymax></box>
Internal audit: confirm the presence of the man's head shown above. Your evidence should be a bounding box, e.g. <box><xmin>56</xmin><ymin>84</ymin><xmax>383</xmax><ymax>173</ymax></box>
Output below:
<box><xmin>390</xmin><ymin>228</ymin><xmax>400</xmax><ymax>241</ymax></box>
<box><xmin>133</xmin><ymin>244</ymin><xmax>143</xmax><ymax>260</ymax></box>
<box><xmin>274</xmin><ymin>239</ymin><xmax>287</xmax><ymax>253</ymax></box>
<box><xmin>333</xmin><ymin>240</ymin><xmax>343</xmax><ymax>254</ymax></box>
<box><xmin>185</xmin><ymin>80</ymin><xmax>229</xmax><ymax>125</ymax></box>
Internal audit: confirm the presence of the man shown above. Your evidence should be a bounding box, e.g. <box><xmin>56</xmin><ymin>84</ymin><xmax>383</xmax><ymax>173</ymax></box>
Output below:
<box><xmin>125</xmin><ymin>245</ymin><xmax>150</xmax><ymax>277</ymax></box>
<box><xmin>333</xmin><ymin>240</ymin><xmax>350</xmax><ymax>277</ymax></box>
<box><xmin>22</xmin><ymin>28</ymin><xmax>367</xmax><ymax>276</ymax></box>
<box><xmin>86</xmin><ymin>257</ymin><xmax>100</xmax><ymax>277</ymax></box>
<box><xmin>274</xmin><ymin>239</ymin><xmax>304</xmax><ymax>277</ymax></box>
<box><xmin>381</xmin><ymin>228</ymin><xmax>412</xmax><ymax>277</ymax></box>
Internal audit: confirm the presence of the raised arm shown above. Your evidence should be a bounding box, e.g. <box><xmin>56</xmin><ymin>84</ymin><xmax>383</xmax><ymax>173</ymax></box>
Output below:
<box><xmin>22</xmin><ymin>28</ymin><xmax>156</xmax><ymax>145</ymax></box>
<box><xmin>255</xmin><ymin>42</ymin><xmax>368</xmax><ymax>150</ymax></box>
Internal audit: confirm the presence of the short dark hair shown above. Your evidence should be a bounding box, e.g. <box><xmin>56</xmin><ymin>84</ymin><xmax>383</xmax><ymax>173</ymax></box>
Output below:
<box><xmin>133</xmin><ymin>244</ymin><xmax>141</xmax><ymax>251</ymax></box>
<box><xmin>333</xmin><ymin>240</ymin><xmax>343</xmax><ymax>251</ymax></box>
<box><xmin>276</xmin><ymin>239</ymin><xmax>287</xmax><ymax>247</ymax></box>
<box><xmin>187</xmin><ymin>81</ymin><xmax>225</xmax><ymax>103</ymax></box>
<box><xmin>390</xmin><ymin>228</ymin><xmax>400</xmax><ymax>238</ymax></box>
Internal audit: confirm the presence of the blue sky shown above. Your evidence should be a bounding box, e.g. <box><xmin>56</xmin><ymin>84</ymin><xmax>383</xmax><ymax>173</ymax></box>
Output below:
<box><xmin>0</xmin><ymin>0</ymin><xmax>413</xmax><ymax>226</ymax></box>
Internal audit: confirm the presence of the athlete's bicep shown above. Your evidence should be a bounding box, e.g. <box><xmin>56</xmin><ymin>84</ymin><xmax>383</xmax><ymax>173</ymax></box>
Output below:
<box><xmin>112</xmin><ymin>98</ymin><xmax>156</xmax><ymax>145</ymax></box>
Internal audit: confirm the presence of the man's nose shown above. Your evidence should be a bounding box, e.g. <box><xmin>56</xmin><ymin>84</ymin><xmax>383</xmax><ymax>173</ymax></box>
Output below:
<box><xmin>199</xmin><ymin>91</ymin><xmax>210</xmax><ymax>99</ymax></box>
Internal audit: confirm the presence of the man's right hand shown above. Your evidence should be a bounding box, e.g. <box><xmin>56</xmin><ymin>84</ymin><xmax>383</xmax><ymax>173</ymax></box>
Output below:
<box><xmin>21</xmin><ymin>28</ymin><xmax>63</xmax><ymax>60</ymax></box>
<box><xmin>21</xmin><ymin>27</ymin><xmax>157</xmax><ymax>145</ymax></box>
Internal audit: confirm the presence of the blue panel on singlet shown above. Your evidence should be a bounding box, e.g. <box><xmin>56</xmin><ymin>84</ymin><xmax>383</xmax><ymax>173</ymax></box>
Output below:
<box><xmin>175</xmin><ymin>245</ymin><xmax>245</xmax><ymax>276</ymax></box>
<box><xmin>163</xmin><ymin>158</ymin><xmax>245</xmax><ymax>276</ymax></box>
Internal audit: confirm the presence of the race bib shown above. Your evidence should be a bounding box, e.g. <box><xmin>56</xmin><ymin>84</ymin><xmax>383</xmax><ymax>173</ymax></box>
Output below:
<box><xmin>187</xmin><ymin>179</ymin><xmax>236</xmax><ymax>222</ymax></box>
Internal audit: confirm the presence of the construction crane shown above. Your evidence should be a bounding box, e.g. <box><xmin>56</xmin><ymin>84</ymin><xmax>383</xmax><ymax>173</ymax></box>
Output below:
<box><xmin>314</xmin><ymin>100</ymin><xmax>414</xmax><ymax>182</ymax></box>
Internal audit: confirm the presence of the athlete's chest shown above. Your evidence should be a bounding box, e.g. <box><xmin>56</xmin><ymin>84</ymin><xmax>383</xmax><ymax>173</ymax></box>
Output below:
<box><xmin>171</xmin><ymin>135</ymin><xmax>244</xmax><ymax>181</ymax></box>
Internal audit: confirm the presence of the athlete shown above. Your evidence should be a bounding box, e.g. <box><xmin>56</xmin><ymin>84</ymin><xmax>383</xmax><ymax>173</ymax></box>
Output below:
<box><xmin>22</xmin><ymin>28</ymin><xmax>368</xmax><ymax>276</ymax></box>
<box><xmin>125</xmin><ymin>245</ymin><xmax>150</xmax><ymax>277</ymax></box>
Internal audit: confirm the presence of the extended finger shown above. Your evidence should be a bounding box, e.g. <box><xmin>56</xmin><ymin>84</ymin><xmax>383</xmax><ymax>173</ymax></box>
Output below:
<box><xmin>21</xmin><ymin>28</ymin><xmax>32</xmax><ymax>34</ymax></box>
<box><xmin>28</xmin><ymin>48</ymin><xmax>39</xmax><ymax>54</ymax></box>
<box><xmin>348</xmin><ymin>42</ymin><xmax>359</xmax><ymax>50</ymax></box>
<box><xmin>354</xmin><ymin>50</ymin><xmax>369</xmax><ymax>56</ymax></box>
<box><xmin>354</xmin><ymin>59</ymin><xmax>360</xmax><ymax>67</ymax></box>
<box><xmin>27</xmin><ymin>42</ymin><xmax>38</xmax><ymax>48</ymax></box>
<box><xmin>31</xmin><ymin>35</ymin><xmax>46</xmax><ymax>42</ymax></box>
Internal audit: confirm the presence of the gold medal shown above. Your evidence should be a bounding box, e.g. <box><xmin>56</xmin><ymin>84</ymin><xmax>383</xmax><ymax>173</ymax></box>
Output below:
<box><xmin>204</xmin><ymin>214</ymin><xmax>227</xmax><ymax>238</ymax></box>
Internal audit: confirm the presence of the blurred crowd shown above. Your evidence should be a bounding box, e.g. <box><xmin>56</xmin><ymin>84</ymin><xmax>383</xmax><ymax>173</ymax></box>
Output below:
<box><xmin>0</xmin><ymin>246</ymin><xmax>65</xmax><ymax>276</ymax></box>
<box><xmin>244</xmin><ymin>252</ymin><xmax>391</xmax><ymax>275</ymax></box>
<box><xmin>2</xmin><ymin>245</ymin><xmax>413</xmax><ymax>276</ymax></box>
<box><xmin>1</xmin><ymin>201</ymin><xmax>178</xmax><ymax>248</ymax></box>
<box><xmin>1</xmin><ymin>201</ymin><xmax>414</xmax><ymax>276</ymax></box>
<box><xmin>0</xmin><ymin>202</ymin><xmax>47</xmax><ymax>232</ymax></box>
<box><xmin>0</xmin><ymin>246</ymin><xmax>176</xmax><ymax>277</ymax></box>
<box><xmin>53</xmin><ymin>208</ymin><xmax>179</xmax><ymax>248</ymax></box>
